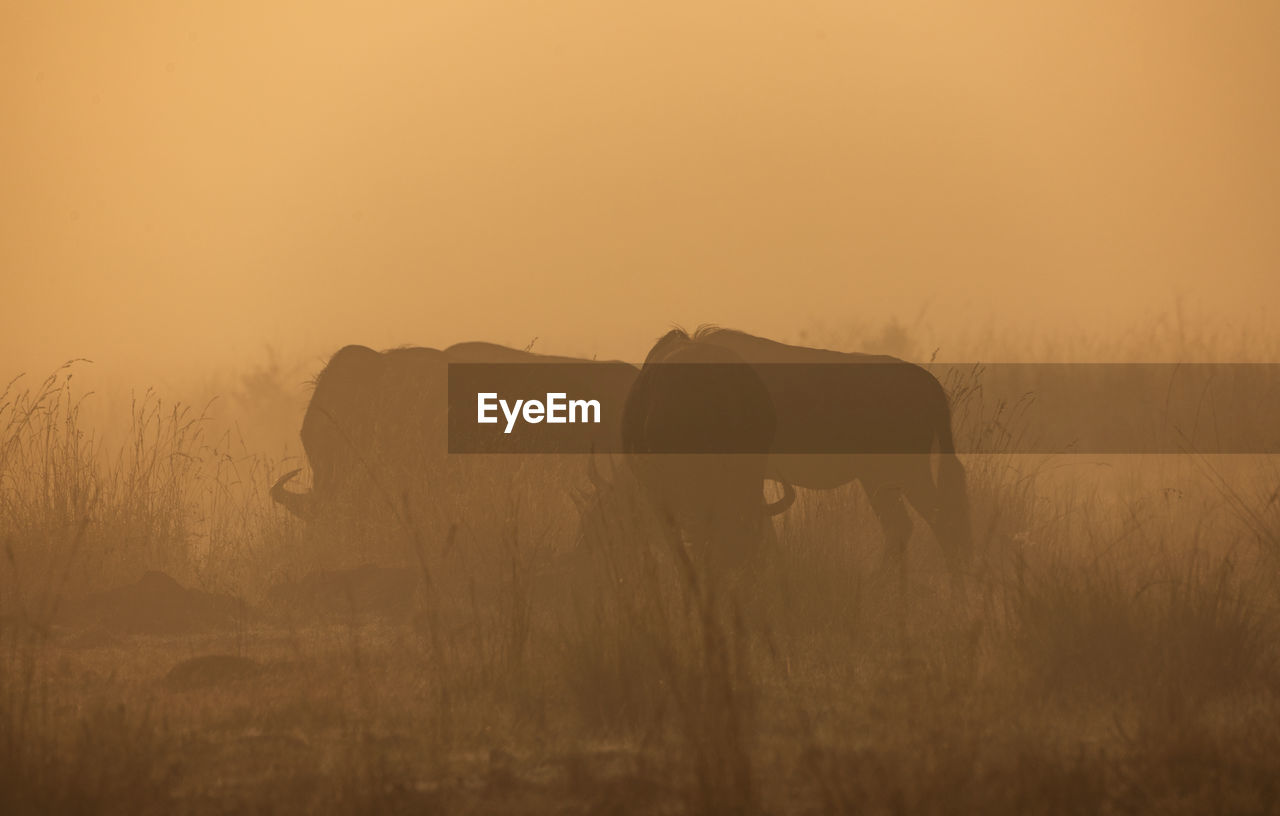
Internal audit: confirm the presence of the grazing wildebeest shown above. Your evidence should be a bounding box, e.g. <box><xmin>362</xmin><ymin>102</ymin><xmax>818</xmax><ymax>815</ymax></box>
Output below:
<box><xmin>616</xmin><ymin>329</ymin><xmax>796</xmax><ymax>571</ymax></box>
<box><xmin>271</xmin><ymin>343</ymin><xmax>638</xmax><ymax>555</ymax></box>
<box><xmin>662</xmin><ymin>327</ymin><xmax>973</xmax><ymax>585</ymax></box>
<box><xmin>270</xmin><ymin>344</ymin><xmax>441</xmax><ymax>524</ymax></box>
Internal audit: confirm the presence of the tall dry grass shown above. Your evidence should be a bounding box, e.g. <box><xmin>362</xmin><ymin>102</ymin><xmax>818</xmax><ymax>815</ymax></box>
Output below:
<box><xmin>2</xmin><ymin>321</ymin><xmax>1279</xmax><ymax>813</ymax></box>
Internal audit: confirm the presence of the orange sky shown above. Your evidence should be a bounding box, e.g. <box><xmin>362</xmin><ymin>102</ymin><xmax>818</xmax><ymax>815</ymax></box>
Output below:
<box><xmin>3</xmin><ymin>0</ymin><xmax>1278</xmax><ymax>377</ymax></box>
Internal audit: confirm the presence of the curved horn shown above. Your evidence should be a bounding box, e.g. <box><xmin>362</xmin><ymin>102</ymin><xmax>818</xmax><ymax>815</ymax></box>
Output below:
<box><xmin>763</xmin><ymin>480</ymin><xmax>796</xmax><ymax>516</ymax></box>
<box><xmin>270</xmin><ymin>468</ymin><xmax>314</xmax><ymax>520</ymax></box>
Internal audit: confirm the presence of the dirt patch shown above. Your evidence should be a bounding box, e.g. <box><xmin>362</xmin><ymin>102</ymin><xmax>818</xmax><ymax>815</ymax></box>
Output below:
<box><xmin>266</xmin><ymin>564</ymin><xmax>418</xmax><ymax>619</ymax></box>
<box><xmin>61</xmin><ymin>571</ymin><xmax>244</xmax><ymax>635</ymax></box>
<box><xmin>164</xmin><ymin>654</ymin><xmax>261</xmax><ymax>692</ymax></box>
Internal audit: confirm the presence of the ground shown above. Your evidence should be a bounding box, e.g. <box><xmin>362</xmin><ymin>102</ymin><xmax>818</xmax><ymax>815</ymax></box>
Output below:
<box><xmin>4</xmin><ymin>355</ymin><xmax>1280</xmax><ymax>814</ymax></box>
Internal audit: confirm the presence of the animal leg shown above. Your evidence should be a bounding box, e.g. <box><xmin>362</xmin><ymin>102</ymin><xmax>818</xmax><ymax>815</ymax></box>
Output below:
<box><xmin>865</xmin><ymin>482</ymin><xmax>912</xmax><ymax>590</ymax></box>
<box><xmin>866</xmin><ymin>481</ymin><xmax>915</xmax><ymax>662</ymax></box>
<box><xmin>902</xmin><ymin>468</ymin><xmax>968</xmax><ymax>599</ymax></box>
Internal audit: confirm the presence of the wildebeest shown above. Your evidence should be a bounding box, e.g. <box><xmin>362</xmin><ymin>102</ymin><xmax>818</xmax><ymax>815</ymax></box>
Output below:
<box><xmin>271</xmin><ymin>344</ymin><xmax>442</xmax><ymax>524</ymax></box>
<box><xmin>615</xmin><ymin>329</ymin><xmax>796</xmax><ymax>571</ymax></box>
<box><xmin>271</xmin><ymin>342</ymin><xmax>638</xmax><ymax>557</ymax></box>
<box><xmin>664</xmin><ymin>327</ymin><xmax>972</xmax><ymax>582</ymax></box>
<box><xmin>597</xmin><ymin>326</ymin><xmax>971</xmax><ymax>587</ymax></box>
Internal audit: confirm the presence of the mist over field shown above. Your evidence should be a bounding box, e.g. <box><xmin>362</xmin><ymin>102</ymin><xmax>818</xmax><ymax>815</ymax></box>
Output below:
<box><xmin>4</xmin><ymin>319</ymin><xmax>1279</xmax><ymax>814</ymax></box>
<box><xmin>4</xmin><ymin>1</ymin><xmax>1279</xmax><ymax>378</ymax></box>
<box><xmin>4</xmin><ymin>1</ymin><xmax>1280</xmax><ymax>814</ymax></box>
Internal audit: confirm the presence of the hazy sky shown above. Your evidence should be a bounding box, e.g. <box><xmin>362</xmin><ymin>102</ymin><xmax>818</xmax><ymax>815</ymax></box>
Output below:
<box><xmin>3</xmin><ymin>1</ymin><xmax>1278</xmax><ymax>376</ymax></box>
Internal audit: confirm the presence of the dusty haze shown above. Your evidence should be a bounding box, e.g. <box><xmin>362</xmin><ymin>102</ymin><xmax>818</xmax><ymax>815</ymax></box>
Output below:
<box><xmin>4</xmin><ymin>0</ymin><xmax>1278</xmax><ymax>380</ymax></box>
<box><xmin>6</xmin><ymin>5</ymin><xmax>1280</xmax><ymax>812</ymax></box>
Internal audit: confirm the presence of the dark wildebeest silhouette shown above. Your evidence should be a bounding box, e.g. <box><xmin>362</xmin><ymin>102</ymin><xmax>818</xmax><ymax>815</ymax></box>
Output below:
<box><xmin>271</xmin><ymin>344</ymin><xmax>441</xmax><ymax>524</ymax></box>
<box><xmin>656</xmin><ymin>327</ymin><xmax>973</xmax><ymax>586</ymax></box>
<box><xmin>616</xmin><ymin>329</ymin><xmax>797</xmax><ymax>570</ymax></box>
<box><xmin>271</xmin><ymin>343</ymin><xmax>638</xmax><ymax>552</ymax></box>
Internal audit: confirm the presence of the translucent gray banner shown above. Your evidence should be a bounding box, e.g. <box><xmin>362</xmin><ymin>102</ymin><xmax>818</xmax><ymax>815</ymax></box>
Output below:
<box><xmin>446</xmin><ymin>363</ymin><xmax>1280</xmax><ymax>454</ymax></box>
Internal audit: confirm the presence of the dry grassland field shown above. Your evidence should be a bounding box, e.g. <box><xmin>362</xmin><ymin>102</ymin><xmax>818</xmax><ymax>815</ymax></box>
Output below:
<box><xmin>6</xmin><ymin>3</ymin><xmax>1280</xmax><ymax>813</ymax></box>
<box><xmin>3</xmin><ymin>322</ymin><xmax>1280</xmax><ymax>815</ymax></box>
